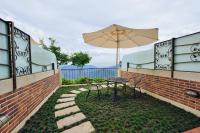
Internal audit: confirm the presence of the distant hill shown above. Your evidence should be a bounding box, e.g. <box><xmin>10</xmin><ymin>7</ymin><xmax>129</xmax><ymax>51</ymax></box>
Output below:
<box><xmin>61</xmin><ymin>66</ymin><xmax>117</xmax><ymax>79</ymax></box>
<box><xmin>60</xmin><ymin>65</ymin><xmax>117</xmax><ymax>69</ymax></box>
<box><xmin>60</xmin><ymin>65</ymin><xmax>98</xmax><ymax>69</ymax></box>
<box><xmin>107</xmin><ymin>65</ymin><xmax>118</xmax><ymax>68</ymax></box>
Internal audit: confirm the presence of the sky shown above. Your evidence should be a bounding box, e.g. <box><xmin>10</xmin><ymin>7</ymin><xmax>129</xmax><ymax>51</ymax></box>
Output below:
<box><xmin>0</xmin><ymin>0</ymin><xmax>200</xmax><ymax>67</ymax></box>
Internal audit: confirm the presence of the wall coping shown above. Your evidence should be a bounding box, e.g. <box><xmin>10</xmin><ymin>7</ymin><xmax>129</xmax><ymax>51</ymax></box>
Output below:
<box><xmin>0</xmin><ymin>70</ymin><xmax>59</xmax><ymax>95</ymax></box>
<box><xmin>121</xmin><ymin>68</ymin><xmax>200</xmax><ymax>82</ymax></box>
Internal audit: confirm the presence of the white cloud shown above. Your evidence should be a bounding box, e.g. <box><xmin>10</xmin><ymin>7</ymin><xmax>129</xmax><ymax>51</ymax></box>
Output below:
<box><xmin>1</xmin><ymin>0</ymin><xmax>200</xmax><ymax>66</ymax></box>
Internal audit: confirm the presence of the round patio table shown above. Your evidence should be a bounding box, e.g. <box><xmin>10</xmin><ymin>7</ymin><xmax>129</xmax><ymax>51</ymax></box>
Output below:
<box><xmin>107</xmin><ymin>77</ymin><xmax>128</xmax><ymax>101</ymax></box>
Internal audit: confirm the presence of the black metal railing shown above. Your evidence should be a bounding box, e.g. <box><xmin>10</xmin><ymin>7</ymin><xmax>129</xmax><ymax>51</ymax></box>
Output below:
<box><xmin>126</xmin><ymin>62</ymin><xmax>154</xmax><ymax>71</ymax></box>
<box><xmin>61</xmin><ymin>68</ymin><xmax>117</xmax><ymax>80</ymax></box>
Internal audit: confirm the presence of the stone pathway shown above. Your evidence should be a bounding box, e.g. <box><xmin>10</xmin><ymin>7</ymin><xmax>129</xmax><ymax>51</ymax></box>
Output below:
<box><xmin>57</xmin><ymin>112</ymin><xmax>86</xmax><ymax>129</ymax></box>
<box><xmin>54</xmin><ymin>88</ymin><xmax>95</xmax><ymax>133</ymax></box>
<box><xmin>70</xmin><ymin>90</ymin><xmax>81</xmax><ymax>94</ymax></box>
<box><xmin>79</xmin><ymin>88</ymin><xmax>88</xmax><ymax>91</ymax></box>
<box><xmin>61</xmin><ymin>121</ymin><xmax>95</xmax><ymax>133</ymax></box>
<box><xmin>55</xmin><ymin>101</ymin><xmax>75</xmax><ymax>110</ymax></box>
<box><xmin>101</xmin><ymin>85</ymin><xmax>107</xmax><ymax>88</ymax></box>
<box><xmin>61</xmin><ymin>94</ymin><xmax>76</xmax><ymax>98</ymax></box>
<box><xmin>57</xmin><ymin>97</ymin><xmax>75</xmax><ymax>103</ymax></box>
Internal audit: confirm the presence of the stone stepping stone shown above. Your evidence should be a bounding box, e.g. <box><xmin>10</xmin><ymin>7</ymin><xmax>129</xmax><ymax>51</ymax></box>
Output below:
<box><xmin>57</xmin><ymin>112</ymin><xmax>86</xmax><ymax>129</ymax></box>
<box><xmin>70</xmin><ymin>90</ymin><xmax>81</xmax><ymax>94</ymax></box>
<box><xmin>79</xmin><ymin>88</ymin><xmax>87</xmax><ymax>91</ymax></box>
<box><xmin>61</xmin><ymin>94</ymin><xmax>76</xmax><ymax>98</ymax></box>
<box><xmin>55</xmin><ymin>106</ymin><xmax>80</xmax><ymax>117</ymax></box>
<box><xmin>61</xmin><ymin>121</ymin><xmax>95</xmax><ymax>133</ymax></box>
<box><xmin>55</xmin><ymin>101</ymin><xmax>75</xmax><ymax>110</ymax></box>
<box><xmin>57</xmin><ymin>97</ymin><xmax>75</xmax><ymax>103</ymax></box>
<box><xmin>117</xmin><ymin>84</ymin><xmax>123</xmax><ymax>87</ymax></box>
<box><xmin>108</xmin><ymin>84</ymin><xmax>114</xmax><ymax>88</ymax></box>
<box><xmin>101</xmin><ymin>85</ymin><xmax>107</xmax><ymax>88</ymax></box>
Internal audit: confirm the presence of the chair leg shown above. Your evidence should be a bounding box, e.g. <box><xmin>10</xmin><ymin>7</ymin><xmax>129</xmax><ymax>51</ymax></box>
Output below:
<box><xmin>139</xmin><ymin>87</ymin><xmax>142</xmax><ymax>97</ymax></box>
<box><xmin>133</xmin><ymin>87</ymin><xmax>136</xmax><ymax>98</ymax></box>
<box><xmin>96</xmin><ymin>86</ymin><xmax>101</xmax><ymax>100</ymax></box>
<box><xmin>97</xmin><ymin>90</ymin><xmax>101</xmax><ymax>100</ymax></box>
<box><xmin>86</xmin><ymin>90</ymin><xmax>91</xmax><ymax>100</ymax></box>
<box><xmin>99</xmin><ymin>89</ymin><xmax>102</xmax><ymax>96</ymax></box>
<box><xmin>123</xmin><ymin>84</ymin><xmax>127</xmax><ymax>93</ymax></box>
<box><xmin>107</xmin><ymin>86</ymin><xmax>109</xmax><ymax>94</ymax></box>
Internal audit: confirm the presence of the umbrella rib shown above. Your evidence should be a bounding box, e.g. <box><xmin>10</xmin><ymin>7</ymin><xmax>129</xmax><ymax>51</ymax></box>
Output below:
<box><xmin>122</xmin><ymin>34</ymin><xmax>140</xmax><ymax>46</ymax></box>
<box><xmin>85</xmin><ymin>32</ymin><xmax>115</xmax><ymax>43</ymax></box>
<box><xmin>128</xmin><ymin>30</ymin><xmax>158</xmax><ymax>40</ymax></box>
<box><xmin>102</xmin><ymin>31</ymin><xmax>116</xmax><ymax>41</ymax></box>
<box><xmin>136</xmin><ymin>34</ymin><xmax>158</xmax><ymax>40</ymax></box>
<box><xmin>97</xmin><ymin>35</ymin><xmax>116</xmax><ymax>47</ymax></box>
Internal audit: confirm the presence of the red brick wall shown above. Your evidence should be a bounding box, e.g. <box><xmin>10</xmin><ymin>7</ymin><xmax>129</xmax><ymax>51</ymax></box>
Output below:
<box><xmin>121</xmin><ymin>71</ymin><xmax>200</xmax><ymax>111</ymax></box>
<box><xmin>0</xmin><ymin>73</ymin><xmax>59</xmax><ymax>133</ymax></box>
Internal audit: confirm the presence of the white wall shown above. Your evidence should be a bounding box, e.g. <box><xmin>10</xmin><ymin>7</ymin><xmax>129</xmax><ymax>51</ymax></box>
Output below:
<box><xmin>122</xmin><ymin>48</ymin><xmax>154</xmax><ymax>69</ymax></box>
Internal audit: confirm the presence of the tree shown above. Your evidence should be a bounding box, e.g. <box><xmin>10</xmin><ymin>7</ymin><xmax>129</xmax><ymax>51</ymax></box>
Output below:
<box><xmin>70</xmin><ymin>52</ymin><xmax>92</xmax><ymax>68</ymax></box>
<box><xmin>40</xmin><ymin>39</ymin><xmax>49</xmax><ymax>50</ymax></box>
<box><xmin>39</xmin><ymin>38</ymin><xmax>70</xmax><ymax>65</ymax></box>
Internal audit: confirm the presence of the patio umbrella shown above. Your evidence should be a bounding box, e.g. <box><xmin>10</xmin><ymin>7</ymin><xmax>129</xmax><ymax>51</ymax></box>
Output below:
<box><xmin>82</xmin><ymin>24</ymin><xmax>158</xmax><ymax>66</ymax></box>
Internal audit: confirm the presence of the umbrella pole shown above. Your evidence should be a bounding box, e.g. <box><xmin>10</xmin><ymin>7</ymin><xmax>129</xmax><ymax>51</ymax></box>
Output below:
<box><xmin>116</xmin><ymin>27</ymin><xmax>119</xmax><ymax>68</ymax></box>
<box><xmin>116</xmin><ymin>43</ymin><xmax>119</xmax><ymax>67</ymax></box>
<box><xmin>116</xmin><ymin>29</ymin><xmax>120</xmax><ymax>77</ymax></box>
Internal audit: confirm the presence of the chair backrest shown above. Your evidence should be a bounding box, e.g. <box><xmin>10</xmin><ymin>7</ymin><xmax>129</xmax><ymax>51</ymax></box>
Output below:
<box><xmin>130</xmin><ymin>76</ymin><xmax>142</xmax><ymax>87</ymax></box>
<box><xmin>85</xmin><ymin>79</ymin><xmax>92</xmax><ymax>86</ymax></box>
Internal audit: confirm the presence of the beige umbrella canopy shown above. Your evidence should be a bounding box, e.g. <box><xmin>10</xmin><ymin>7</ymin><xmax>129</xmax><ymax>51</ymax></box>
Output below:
<box><xmin>83</xmin><ymin>24</ymin><xmax>158</xmax><ymax>66</ymax></box>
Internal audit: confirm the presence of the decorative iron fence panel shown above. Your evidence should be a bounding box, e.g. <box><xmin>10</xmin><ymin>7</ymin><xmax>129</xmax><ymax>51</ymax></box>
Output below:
<box><xmin>14</xmin><ymin>27</ymin><xmax>32</xmax><ymax>76</ymax></box>
<box><xmin>0</xmin><ymin>19</ymin><xmax>11</xmax><ymax>80</ymax></box>
<box><xmin>174</xmin><ymin>33</ymin><xmax>200</xmax><ymax>72</ymax></box>
<box><xmin>125</xmin><ymin>32</ymin><xmax>200</xmax><ymax>74</ymax></box>
<box><xmin>61</xmin><ymin>68</ymin><xmax>117</xmax><ymax>80</ymax></box>
<box><xmin>154</xmin><ymin>40</ymin><xmax>173</xmax><ymax>70</ymax></box>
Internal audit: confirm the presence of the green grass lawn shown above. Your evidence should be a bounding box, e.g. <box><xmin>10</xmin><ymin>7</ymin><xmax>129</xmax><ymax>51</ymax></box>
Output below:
<box><xmin>76</xmin><ymin>88</ymin><xmax>200</xmax><ymax>133</ymax></box>
<box><xmin>19</xmin><ymin>86</ymin><xmax>200</xmax><ymax>133</ymax></box>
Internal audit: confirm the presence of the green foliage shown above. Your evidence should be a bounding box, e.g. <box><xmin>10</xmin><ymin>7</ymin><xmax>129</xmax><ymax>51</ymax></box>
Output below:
<box><xmin>40</xmin><ymin>39</ymin><xmax>49</xmax><ymax>50</ymax></box>
<box><xmin>19</xmin><ymin>86</ymin><xmax>200</xmax><ymax>132</ymax></box>
<box><xmin>74</xmin><ymin>77</ymin><xmax>91</xmax><ymax>84</ymax></box>
<box><xmin>40</xmin><ymin>38</ymin><xmax>92</xmax><ymax>67</ymax></box>
<box><xmin>40</xmin><ymin>38</ymin><xmax>70</xmax><ymax>65</ymax></box>
<box><xmin>93</xmin><ymin>78</ymin><xmax>106</xmax><ymax>83</ymax></box>
<box><xmin>70</xmin><ymin>52</ymin><xmax>92</xmax><ymax>68</ymax></box>
<box><xmin>62</xmin><ymin>77</ymin><xmax>105</xmax><ymax>85</ymax></box>
<box><xmin>76</xmin><ymin>90</ymin><xmax>200</xmax><ymax>133</ymax></box>
<box><xmin>62</xmin><ymin>79</ymin><xmax>74</xmax><ymax>85</ymax></box>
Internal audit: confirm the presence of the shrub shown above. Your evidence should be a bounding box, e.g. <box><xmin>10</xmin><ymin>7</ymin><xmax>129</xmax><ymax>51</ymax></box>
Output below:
<box><xmin>74</xmin><ymin>77</ymin><xmax>92</xmax><ymax>84</ymax></box>
<box><xmin>93</xmin><ymin>78</ymin><xmax>106</xmax><ymax>83</ymax></box>
<box><xmin>62</xmin><ymin>77</ymin><xmax>105</xmax><ymax>85</ymax></box>
<box><xmin>62</xmin><ymin>79</ymin><xmax>73</xmax><ymax>85</ymax></box>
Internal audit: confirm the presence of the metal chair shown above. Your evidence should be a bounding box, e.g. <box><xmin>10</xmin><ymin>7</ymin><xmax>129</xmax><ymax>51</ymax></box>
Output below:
<box><xmin>128</xmin><ymin>76</ymin><xmax>143</xmax><ymax>98</ymax></box>
<box><xmin>85</xmin><ymin>80</ymin><xmax>103</xmax><ymax>100</ymax></box>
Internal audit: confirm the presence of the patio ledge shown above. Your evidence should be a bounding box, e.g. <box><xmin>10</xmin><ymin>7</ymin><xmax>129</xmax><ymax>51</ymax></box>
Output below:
<box><xmin>183</xmin><ymin>127</ymin><xmax>200</xmax><ymax>133</ymax></box>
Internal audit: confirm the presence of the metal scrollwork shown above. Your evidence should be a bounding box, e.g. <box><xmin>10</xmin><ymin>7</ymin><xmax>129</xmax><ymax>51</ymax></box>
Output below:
<box><xmin>190</xmin><ymin>44</ymin><xmax>200</xmax><ymax>62</ymax></box>
<box><xmin>14</xmin><ymin>27</ymin><xmax>31</xmax><ymax>76</ymax></box>
<box><xmin>155</xmin><ymin>64</ymin><xmax>171</xmax><ymax>70</ymax></box>
<box><xmin>16</xmin><ymin>66</ymin><xmax>31</xmax><ymax>76</ymax></box>
<box><xmin>14</xmin><ymin>28</ymin><xmax>29</xmax><ymax>41</ymax></box>
<box><xmin>155</xmin><ymin>40</ymin><xmax>172</xmax><ymax>70</ymax></box>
